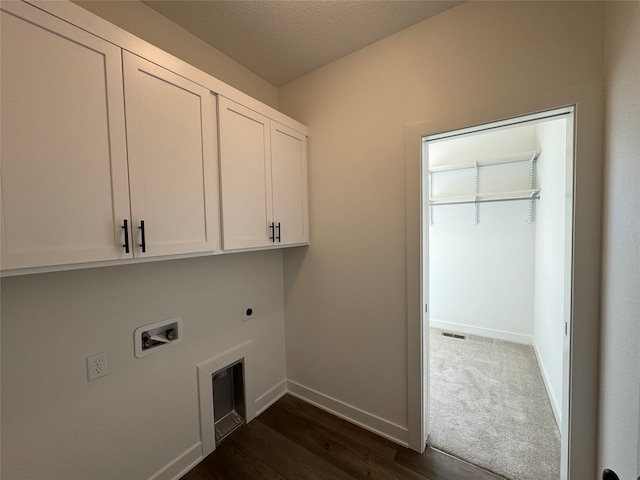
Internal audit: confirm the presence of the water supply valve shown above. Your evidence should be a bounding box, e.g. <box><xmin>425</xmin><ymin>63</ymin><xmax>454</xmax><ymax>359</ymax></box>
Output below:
<box><xmin>134</xmin><ymin>317</ymin><xmax>183</xmax><ymax>358</ymax></box>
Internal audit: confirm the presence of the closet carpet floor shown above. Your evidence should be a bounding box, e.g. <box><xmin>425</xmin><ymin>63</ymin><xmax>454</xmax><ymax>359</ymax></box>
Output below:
<box><xmin>429</xmin><ymin>328</ymin><xmax>561</xmax><ymax>480</ymax></box>
<box><xmin>181</xmin><ymin>394</ymin><xmax>504</xmax><ymax>480</ymax></box>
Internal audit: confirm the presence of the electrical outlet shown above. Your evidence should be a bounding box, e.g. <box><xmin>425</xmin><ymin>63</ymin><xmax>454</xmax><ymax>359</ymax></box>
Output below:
<box><xmin>86</xmin><ymin>352</ymin><xmax>108</xmax><ymax>382</ymax></box>
<box><xmin>242</xmin><ymin>304</ymin><xmax>255</xmax><ymax>321</ymax></box>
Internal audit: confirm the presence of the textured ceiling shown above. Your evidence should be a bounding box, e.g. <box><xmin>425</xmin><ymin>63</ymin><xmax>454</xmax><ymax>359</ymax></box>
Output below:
<box><xmin>141</xmin><ymin>1</ymin><xmax>461</xmax><ymax>86</ymax></box>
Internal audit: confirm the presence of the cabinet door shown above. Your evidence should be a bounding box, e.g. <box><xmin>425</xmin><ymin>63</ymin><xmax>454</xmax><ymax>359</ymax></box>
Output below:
<box><xmin>271</xmin><ymin>122</ymin><xmax>309</xmax><ymax>246</ymax></box>
<box><xmin>0</xmin><ymin>4</ymin><xmax>131</xmax><ymax>270</ymax></box>
<box><xmin>123</xmin><ymin>52</ymin><xmax>219</xmax><ymax>257</ymax></box>
<box><xmin>218</xmin><ymin>97</ymin><xmax>272</xmax><ymax>250</ymax></box>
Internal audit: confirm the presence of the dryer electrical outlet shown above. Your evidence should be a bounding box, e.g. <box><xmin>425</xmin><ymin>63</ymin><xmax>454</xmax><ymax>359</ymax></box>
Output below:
<box><xmin>242</xmin><ymin>305</ymin><xmax>255</xmax><ymax>321</ymax></box>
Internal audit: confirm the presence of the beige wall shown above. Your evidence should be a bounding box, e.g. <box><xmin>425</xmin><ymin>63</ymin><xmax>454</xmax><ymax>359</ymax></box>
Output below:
<box><xmin>73</xmin><ymin>0</ymin><xmax>278</xmax><ymax>108</ymax></box>
<box><xmin>1</xmin><ymin>251</ymin><xmax>287</xmax><ymax>479</ymax></box>
<box><xmin>279</xmin><ymin>0</ymin><xmax>604</xmax><ymax>471</ymax></box>
<box><xmin>600</xmin><ymin>2</ymin><xmax>640</xmax><ymax>478</ymax></box>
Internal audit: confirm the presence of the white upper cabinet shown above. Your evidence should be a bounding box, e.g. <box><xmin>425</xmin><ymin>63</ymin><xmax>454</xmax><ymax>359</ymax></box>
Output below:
<box><xmin>123</xmin><ymin>52</ymin><xmax>220</xmax><ymax>257</ymax></box>
<box><xmin>218</xmin><ymin>98</ymin><xmax>273</xmax><ymax>250</ymax></box>
<box><xmin>0</xmin><ymin>4</ymin><xmax>131</xmax><ymax>270</ymax></box>
<box><xmin>218</xmin><ymin>97</ymin><xmax>308</xmax><ymax>250</ymax></box>
<box><xmin>1</xmin><ymin>1</ymin><xmax>306</xmax><ymax>274</ymax></box>
<box><xmin>271</xmin><ymin>122</ymin><xmax>309</xmax><ymax>246</ymax></box>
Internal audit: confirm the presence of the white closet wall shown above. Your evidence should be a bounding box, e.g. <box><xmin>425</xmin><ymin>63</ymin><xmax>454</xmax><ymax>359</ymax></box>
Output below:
<box><xmin>428</xmin><ymin>125</ymin><xmax>538</xmax><ymax>344</ymax></box>
<box><xmin>533</xmin><ymin>117</ymin><xmax>569</xmax><ymax>425</ymax></box>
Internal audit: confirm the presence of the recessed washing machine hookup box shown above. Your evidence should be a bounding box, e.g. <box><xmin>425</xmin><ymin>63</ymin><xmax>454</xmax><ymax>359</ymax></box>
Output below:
<box><xmin>134</xmin><ymin>317</ymin><xmax>183</xmax><ymax>358</ymax></box>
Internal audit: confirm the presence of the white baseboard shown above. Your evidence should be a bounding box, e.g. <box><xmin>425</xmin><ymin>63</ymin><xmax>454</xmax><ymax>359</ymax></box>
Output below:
<box><xmin>430</xmin><ymin>318</ymin><xmax>532</xmax><ymax>345</ymax></box>
<box><xmin>286</xmin><ymin>379</ymin><xmax>408</xmax><ymax>447</ymax></box>
<box><xmin>149</xmin><ymin>442</ymin><xmax>202</xmax><ymax>480</ymax></box>
<box><xmin>532</xmin><ymin>342</ymin><xmax>562</xmax><ymax>428</ymax></box>
<box><xmin>255</xmin><ymin>379</ymin><xmax>288</xmax><ymax>416</ymax></box>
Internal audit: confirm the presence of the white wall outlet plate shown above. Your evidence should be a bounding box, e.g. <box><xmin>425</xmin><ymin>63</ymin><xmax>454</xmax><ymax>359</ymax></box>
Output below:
<box><xmin>242</xmin><ymin>305</ymin><xmax>255</xmax><ymax>321</ymax></box>
<box><xmin>87</xmin><ymin>352</ymin><xmax>108</xmax><ymax>381</ymax></box>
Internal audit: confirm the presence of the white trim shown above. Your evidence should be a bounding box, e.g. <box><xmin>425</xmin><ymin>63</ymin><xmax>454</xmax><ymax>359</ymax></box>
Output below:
<box><xmin>424</xmin><ymin>107</ymin><xmax>573</xmax><ymax>142</ymax></box>
<box><xmin>217</xmin><ymin>242</ymin><xmax>309</xmax><ymax>255</ymax></box>
<box><xmin>255</xmin><ymin>380</ymin><xmax>288</xmax><ymax>416</ymax></box>
<box><xmin>286</xmin><ymin>380</ymin><xmax>409</xmax><ymax>447</ymax></box>
<box><xmin>532</xmin><ymin>341</ymin><xmax>562</xmax><ymax>429</ymax></box>
<box><xmin>406</xmin><ymin>120</ymin><xmax>428</xmax><ymax>452</ymax></box>
<box><xmin>430</xmin><ymin>318</ymin><xmax>533</xmax><ymax>345</ymax></box>
<box><xmin>0</xmin><ymin>247</ymin><xmax>219</xmax><ymax>277</ymax></box>
<box><xmin>148</xmin><ymin>442</ymin><xmax>202</xmax><ymax>480</ymax></box>
<box><xmin>0</xmin><ymin>234</ymin><xmax>308</xmax><ymax>277</ymax></box>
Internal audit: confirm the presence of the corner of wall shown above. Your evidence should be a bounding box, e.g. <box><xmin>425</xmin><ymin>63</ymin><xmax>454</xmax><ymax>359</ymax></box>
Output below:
<box><xmin>599</xmin><ymin>1</ymin><xmax>640</xmax><ymax>478</ymax></box>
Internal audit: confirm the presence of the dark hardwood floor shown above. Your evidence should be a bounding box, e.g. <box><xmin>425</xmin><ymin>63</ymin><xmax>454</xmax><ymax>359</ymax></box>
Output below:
<box><xmin>182</xmin><ymin>394</ymin><xmax>504</xmax><ymax>480</ymax></box>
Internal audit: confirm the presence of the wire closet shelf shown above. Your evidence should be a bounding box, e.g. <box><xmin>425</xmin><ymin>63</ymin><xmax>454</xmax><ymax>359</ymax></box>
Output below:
<box><xmin>428</xmin><ymin>150</ymin><xmax>540</xmax><ymax>224</ymax></box>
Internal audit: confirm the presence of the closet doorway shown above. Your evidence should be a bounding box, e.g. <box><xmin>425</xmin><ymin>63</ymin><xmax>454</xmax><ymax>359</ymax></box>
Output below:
<box><xmin>422</xmin><ymin>107</ymin><xmax>574</xmax><ymax>480</ymax></box>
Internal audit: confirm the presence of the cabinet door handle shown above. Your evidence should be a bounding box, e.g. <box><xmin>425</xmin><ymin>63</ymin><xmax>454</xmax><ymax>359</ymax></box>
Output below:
<box><xmin>269</xmin><ymin>222</ymin><xmax>275</xmax><ymax>242</ymax></box>
<box><xmin>276</xmin><ymin>222</ymin><xmax>281</xmax><ymax>243</ymax></box>
<box><xmin>122</xmin><ymin>219</ymin><xmax>130</xmax><ymax>253</ymax></box>
<box><xmin>139</xmin><ymin>220</ymin><xmax>146</xmax><ymax>253</ymax></box>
